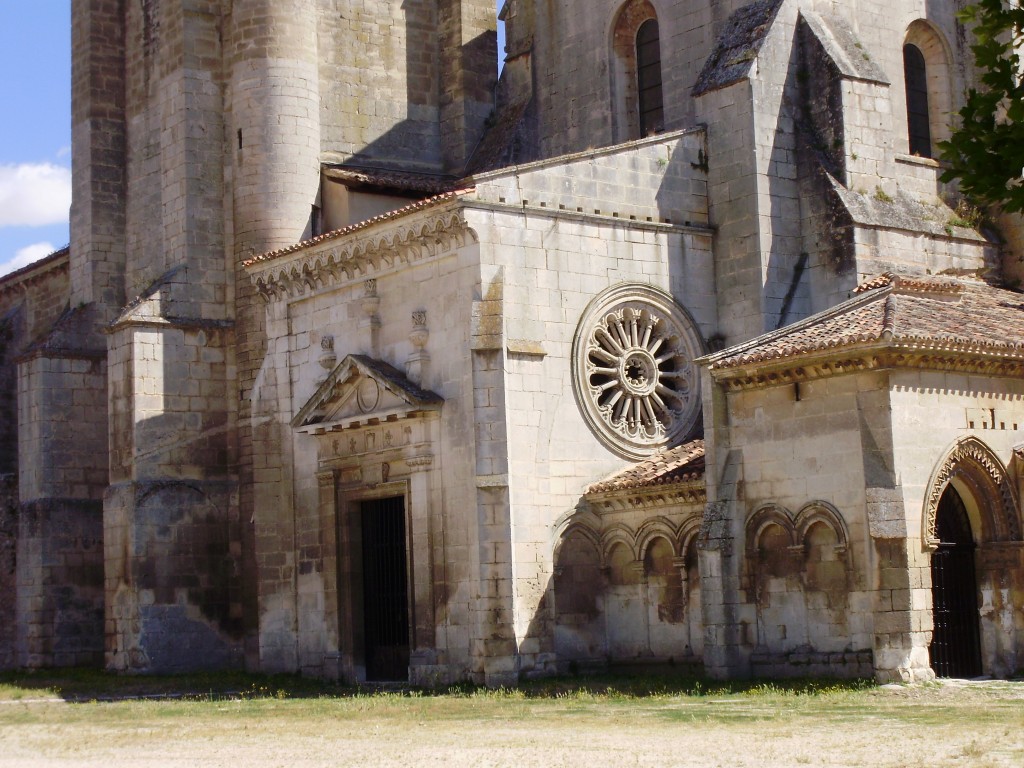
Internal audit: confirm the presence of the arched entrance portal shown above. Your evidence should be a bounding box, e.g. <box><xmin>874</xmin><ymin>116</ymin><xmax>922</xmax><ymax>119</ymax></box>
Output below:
<box><xmin>929</xmin><ymin>485</ymin><xmax>982</xmax><ymax>678</ymax></box>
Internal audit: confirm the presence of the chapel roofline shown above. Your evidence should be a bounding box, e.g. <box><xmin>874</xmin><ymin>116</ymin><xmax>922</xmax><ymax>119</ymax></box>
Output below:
<box><xmin>0</xmin><ymin>246</ymin><xmax>69</xmax><ymax>298</ymax></box>
<box><xmin>700</xmin><ymin>273</ymin><xmax>1024</xmax><ymax>390</ymax></box>
<box><xmin>243</xmin><ymin>189</ymin><xmax>475</xmax><ymax>268</ymax></box>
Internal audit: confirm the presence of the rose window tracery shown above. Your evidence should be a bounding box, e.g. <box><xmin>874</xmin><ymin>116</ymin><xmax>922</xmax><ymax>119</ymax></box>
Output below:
<box><xmin>572</xmin><ymin>285</ymin><xmax>704</xmax><ymax>459</ymax></box>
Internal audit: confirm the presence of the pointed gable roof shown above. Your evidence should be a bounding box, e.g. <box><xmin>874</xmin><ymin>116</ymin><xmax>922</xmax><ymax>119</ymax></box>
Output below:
<box><xmin>292</xmin><ymin>354</ymin><xmax>443</xmax><ymax>432</ymax></box>
<box><xmin>701</xmin><ymin>274</ymin><xmax>1024</xmax><ymax>389</ymax></box>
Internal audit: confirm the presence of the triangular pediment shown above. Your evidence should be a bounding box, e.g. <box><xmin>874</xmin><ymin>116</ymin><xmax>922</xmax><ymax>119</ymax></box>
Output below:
<box><xmin>292</xmin><ymin>354</ymin><xmax>442</xmax><ymax>432</ymax></box>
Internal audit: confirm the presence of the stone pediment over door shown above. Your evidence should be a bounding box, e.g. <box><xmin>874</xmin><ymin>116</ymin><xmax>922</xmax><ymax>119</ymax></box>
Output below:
<box><xmin>292</xmin><ymin>354</ymin><xmax>443</xmax><ymax>433</ymax></box>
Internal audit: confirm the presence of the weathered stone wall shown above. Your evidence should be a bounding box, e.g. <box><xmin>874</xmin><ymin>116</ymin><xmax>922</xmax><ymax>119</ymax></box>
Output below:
<box><xmin>317</xmin><ymin>0</ymin><xmax>495</xmax><ymax>174</ymax></box>
<box><xmin>0</xmin><ymin>253</ymin><xmax>71</xmax><ymax>477</ymax></box>
<box><xmin>463</xmin><ymin>132</ymin><xmax>714</xmax><ymax>679</ymax></box>
<box><xmin>104</xmin><ymin>316</ymin><xmax>241</xmax><ymax>672</ymax></box>
<box><xmin>0</xmin><ymin>475</ymin><xmax>17</xmax><ymax>669</ymax></box>
<box><xmin>889</xmin><ymin>371</ymin><xmax>1024</xmax><ymax>678</ymax></box>
<box><xmin>701</xmin><ymin>370</ymin><xmax>888</xmax><ymax>679</ymax></box>
<box><xmin>553</xmin><ymin>495</ymin><xmax>706</xmax><ymax>672</ymax></box>
<box><xmin>16</xmin><ymin>350</ymin><xmax>108</xmax><ymax>668</ymax></box>
<box><xmin>70</xmin><ymin>0</ymin><xmax>127</xmax><ymax>314</ymax></box>
<box><xmin>506</xmin><ymin>0</ymin><xmax>748</xmax><ymax>158</ymax></box>
<box><xmin>248</xmin><ymin>207</ymin><xmax>482</xmax><ymax>681</ymax></box>
<box><xmin>123</xmin><ymin>0</ymin><xmax>229</xmax><ymax>311</ymax></box>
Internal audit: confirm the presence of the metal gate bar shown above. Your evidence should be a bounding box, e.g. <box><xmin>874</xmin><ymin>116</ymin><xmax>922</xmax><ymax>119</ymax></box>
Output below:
<box><xmin>361</xmin><ymin>496</ymin><xmax>409</xmax><ymax>682</ymax></box>
<box><xmin>929</xmin><ymin>488</ymin><xmax>982</xmax><ymax>678</ymax></box>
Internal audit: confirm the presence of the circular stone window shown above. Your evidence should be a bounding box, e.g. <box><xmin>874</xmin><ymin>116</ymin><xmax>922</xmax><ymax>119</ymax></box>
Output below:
<box><xmin>572</xmin><ymin>284</ymin><xmax>705</xmax><ymax>459</ymax></box>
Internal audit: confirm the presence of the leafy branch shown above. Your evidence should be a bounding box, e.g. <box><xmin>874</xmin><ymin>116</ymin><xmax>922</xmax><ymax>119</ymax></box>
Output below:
<box><xmin>939</xmin><ymin>1</ymin><xmax>1024</xmax><ymax>213</ymax></box>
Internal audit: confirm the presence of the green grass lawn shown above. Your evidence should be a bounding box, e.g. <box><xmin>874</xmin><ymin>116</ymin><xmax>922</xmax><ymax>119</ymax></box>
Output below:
<box><xmin>0</xmin><ymin>671</ymin><xmax>1021</xmax><ymax>767</ymax></box>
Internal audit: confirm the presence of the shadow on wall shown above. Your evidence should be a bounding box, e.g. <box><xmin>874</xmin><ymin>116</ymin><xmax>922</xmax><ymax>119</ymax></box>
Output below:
<box><xmin>539</xmin><ymin>507</ymin><xmax>705</xmax><ymax>674</ymax></box>
<box><xmin>337</xmin><ymin>1</ymin><xmax>497</xmax><ymax>177</ymax></box>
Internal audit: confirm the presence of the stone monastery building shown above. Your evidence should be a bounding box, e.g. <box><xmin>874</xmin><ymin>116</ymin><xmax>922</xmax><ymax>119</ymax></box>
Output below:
<box><xmin>3</xmin><ymin>0</ymin><xmax>1024</xmax><ymax>686</ymax></box>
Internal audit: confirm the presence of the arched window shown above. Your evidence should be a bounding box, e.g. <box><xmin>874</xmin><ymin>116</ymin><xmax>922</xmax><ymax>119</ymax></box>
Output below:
<box><xmin>903</xmin><ymin>43</ymin><xmax>932</xmax><ymax>157</ymax></box>
<box><xmin>611</xmin><ymin>0</ymin><xmax>664</xmax><ymax>142</ymax></box>
<box><xmin>636</xmin><ymin>19</ymin><xmax>664</xmax><ymax>136</ymax></box>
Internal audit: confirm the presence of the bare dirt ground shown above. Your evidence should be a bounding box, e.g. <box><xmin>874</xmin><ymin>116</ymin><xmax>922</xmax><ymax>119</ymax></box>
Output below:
<box><xmin>0</xmin><ymin>678</ymin><xmax>1021</xmax><ymax>768</ymax></box>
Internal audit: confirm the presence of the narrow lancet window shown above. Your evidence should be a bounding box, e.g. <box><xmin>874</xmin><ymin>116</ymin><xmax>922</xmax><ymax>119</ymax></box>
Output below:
<box><xmin>903</xmin><ymin>43</ymin><xmax>932</xmax><ymax>157</ymax></box>
<box><xmin>636</xmin><ymin>19</ymin><xmax>664</xmax><ymax>136</ymax></box>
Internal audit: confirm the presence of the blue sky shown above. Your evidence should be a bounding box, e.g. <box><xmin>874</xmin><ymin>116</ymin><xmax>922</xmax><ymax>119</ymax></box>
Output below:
<box><xmin>0</xmin><ymin>3</ymin><xmax>502</xmax><ymax>278</ymax></box>
<box><xmin>0</xmin><ymin>3</ymin><xmax>72</xmax><ymax>277</ymax></box>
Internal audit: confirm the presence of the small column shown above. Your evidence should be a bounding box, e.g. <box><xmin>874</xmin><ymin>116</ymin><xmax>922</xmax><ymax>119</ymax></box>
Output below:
<box><xmin>407</xmin><ymin>311</ymin><xmax>430</xmax><ymax>383</ymax></box>
<box><xmin>359</xmin><ymin>280</ymin><xmax>381</xmax><ymax>357</ymax></box>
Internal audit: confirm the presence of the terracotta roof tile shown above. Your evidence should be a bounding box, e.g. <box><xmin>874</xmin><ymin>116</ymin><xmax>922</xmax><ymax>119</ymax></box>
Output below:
<box><xmin>706</xmin><ymin>273</ymin><xmax>1024</xmax><ymax>370</ymax></box>
<box><xmin>586</xmin><ymin>440</ymin><xmax>705</xmax><ymax>494</ymax></box>
<box><xmin>243</xmin><ymin>189</ymin><xmax>474</xmax><ymax>267</ymax></box>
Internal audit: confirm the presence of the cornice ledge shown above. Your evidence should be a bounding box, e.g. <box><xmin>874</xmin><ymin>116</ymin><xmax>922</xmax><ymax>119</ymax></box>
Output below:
<box><xmin>247</xmin><ymin>204</ymin><xmax>473</xmax><ymax>303</ymax></box>
<box><xmin>585</xmin><ymin>480</ymin><xmax>707</xmax><ymax>512</ymax></box>
<box><xmin>714</xmin><ymin>344</ymin><xmax>1024</xmax><ymax>391</ymax></box>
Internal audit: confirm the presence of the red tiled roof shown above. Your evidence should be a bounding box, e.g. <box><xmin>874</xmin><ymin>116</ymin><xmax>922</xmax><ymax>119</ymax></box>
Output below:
<box><xmin>586</xmin><ymin>439</ymin><xmax>705</xmax><ymax>494</ymax></box>
<box><xmin>243</xmin><ymin>189</ymin><xmax>474</xmax><ymax>267</ymax></box>
<box><xmin>706</xmin><ymin>273</ymin><xmax>1024</xmax><ymax>370</ymax></box>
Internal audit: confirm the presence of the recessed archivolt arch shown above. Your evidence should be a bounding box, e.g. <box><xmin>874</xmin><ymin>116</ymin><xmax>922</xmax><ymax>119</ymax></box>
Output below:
<box><xmin>553</xmin><ymin>521</ymin><xmax>602</xmax><ymax>564</ymax></box>
<box><xmin>678</xmin><ymin>517</ymin><xmax>703</xmax><ymax>562</ymax></box>
<box><xmin>745</xmin><ymin>503</ymin><xmax>799</xmax><ymax>556</ymax></box>
<box><xmin>923</xmin><ymin>436</ymin><xmax>1021</xmax><ymax>549</ymax></box>
<box><xmin>794</xmin><ymin>501</ymin><xmax>849</xmax><ymax>553</ymax></box>
<box><xmin>746</xmin><ymin>501</ymin><xmax>851</xmax><ymax>557</ymax></box>
<box><xmin>601</xmin><ymin>524</ymin><xmax>639</xmax><ymax>563</ymax></box>
<box><xmin>636</xmin><ymin>516</ymin><xmax>681</xmax><ymax>560</ymax></box>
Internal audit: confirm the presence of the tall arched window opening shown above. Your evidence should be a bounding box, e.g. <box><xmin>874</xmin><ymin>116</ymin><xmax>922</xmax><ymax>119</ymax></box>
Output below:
<box><xmin>636</xmin><ymin>19</ymin><xmax>664</xmax><ymax>136</ymax></box>
<box><xmin>903</xmin><ymin>43</ymin><xmax>932</xmax><ymax>157</ymax></box>
<box><xmin>611</xmin><ymin>0</ymin><xmax>662</xmax><ymax>142</ymax></box>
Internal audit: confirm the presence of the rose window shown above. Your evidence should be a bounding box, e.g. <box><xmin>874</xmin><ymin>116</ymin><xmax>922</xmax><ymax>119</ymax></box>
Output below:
<box><xmin>572</xmin><ymin>285</ymin><xmax>703</xmax><ymax>459</ymax></box>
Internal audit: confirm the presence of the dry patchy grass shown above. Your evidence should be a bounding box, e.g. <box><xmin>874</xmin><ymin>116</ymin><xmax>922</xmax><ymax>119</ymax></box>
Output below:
<box><xmin>0</xmin><ymin>672</ymin><xmax>1021</xmax><ymax>767</ymax></box>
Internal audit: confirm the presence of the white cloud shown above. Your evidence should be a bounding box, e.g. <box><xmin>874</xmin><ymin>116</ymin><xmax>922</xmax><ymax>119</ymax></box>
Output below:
<box><xmin>0</xmin><ymin>163</ymin><xmax>72</xmax><ymax>227</ymax></box>
<box><xmin>0</xmin><ymin>242</ymin><xmax>57</xmax><ymax>278</ymax></box>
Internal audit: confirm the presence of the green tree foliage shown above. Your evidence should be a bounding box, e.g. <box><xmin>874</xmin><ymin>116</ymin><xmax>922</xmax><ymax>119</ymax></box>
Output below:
<box><xmin>939</xmin><ymin>1</ymin><xmax>1024</xmax><ymax>213</ymax></box>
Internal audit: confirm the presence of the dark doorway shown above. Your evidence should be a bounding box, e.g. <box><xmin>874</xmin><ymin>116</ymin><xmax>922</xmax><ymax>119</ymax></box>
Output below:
<box><xmin>929</xmin><ymin>485</ymin><xmax>982</xmax><ymax>678</ymax></box>
<box><xmin>360</xmin><ymin>496</ymin><xmax>410</xmax><ymax>682</ymax></box>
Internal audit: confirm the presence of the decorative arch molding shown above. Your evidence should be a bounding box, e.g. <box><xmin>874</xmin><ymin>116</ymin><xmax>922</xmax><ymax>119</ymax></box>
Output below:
<box><xmin>553</xmin><ymin>505</ymin><xmax>704</xmax><ymax>567</ymax></box>
<box><xmin>678</xmin><ymin>516</ymin><xmax>703</xmax><ymax>560</ymax></box>
<box><xmin>553</xmin><ymin>521</ymin><xmax>603</xmax><ymax>561</ymax></box>
<box><xmin>601</xmin><ymin>524</ymin><xmax>640</xmax><ymax>564</ymax></box>
<box><xmin>745</xmin><ymin>503</ymin><xmax>799</xmax><ymax>556</ymax></box>
<box><xmin>745</xmin><ymin>501</ymin><xmax>851</xmax><ymax>558</ymax></box>
<box><xmin>794</xmin><ymin>501</ymin><xmax>849</xmax><ymax>553</ymax></box>
<box><xmin>635</xmin><ymin>515</ymin><xmax>680</xmax><ymax>560</ymax></box>
<box><xmin>923</xmin><ymin>436</ymin><xmax>1021</xmax><ymax>549</ymax></box>
<box><xmin>249</xmin><ymin>209</ymin><xmax>473</xmax><ymax>302</ymax></box>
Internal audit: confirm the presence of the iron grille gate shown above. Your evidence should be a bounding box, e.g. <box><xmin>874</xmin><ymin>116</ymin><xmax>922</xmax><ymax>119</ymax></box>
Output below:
<box><xmin>360</xmin><ymin>497</ymin><xmax>410</xmax><ymax>682</ymax></box>
<box><xmin>929</xmin><ymin>488</ymin><xmax>982</xmax><ymax>678</ymax></box>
